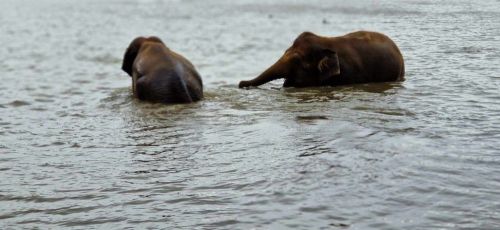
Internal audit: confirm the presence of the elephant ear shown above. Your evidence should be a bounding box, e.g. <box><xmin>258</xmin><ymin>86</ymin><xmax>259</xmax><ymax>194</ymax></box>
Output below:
<box><xmin>317</xmin><ymin>49</ymin><xmax>340</xmax><ymax>77</ymax></box>
<box><xmin>122</xmin><ymin>37</ymin><xmax>147</xmax><ymax>76</ymax></box>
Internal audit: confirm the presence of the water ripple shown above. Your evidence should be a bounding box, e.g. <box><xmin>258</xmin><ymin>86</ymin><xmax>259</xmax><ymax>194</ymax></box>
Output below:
<box><xmin>1</xmin><ymin>0</ymin><xmax>499</xmax><ymax>229</ymax></box>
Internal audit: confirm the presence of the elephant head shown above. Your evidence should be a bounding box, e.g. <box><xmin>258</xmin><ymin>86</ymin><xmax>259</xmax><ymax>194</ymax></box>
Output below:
<box><xmin>121</xmin><ymin>36</ymin><xmax>164</xmax><ymax>76</ymax></box>
<box><xmin>239</xmin><ymin>32</ymin><xmax>340</xmax><ymax>88</ymax></box>
<box><xmin>121</xmin><ymin>36</ymin><xmax>165</xmax><ymax>99</ymax></box>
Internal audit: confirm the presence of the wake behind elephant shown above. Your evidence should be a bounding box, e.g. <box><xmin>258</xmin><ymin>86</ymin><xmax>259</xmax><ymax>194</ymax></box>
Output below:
<box><xmin>239</xmin><ymin>31</ymin><xmax>405</xmax><ymax>88</ymax></box>
<box><xmin>122</xmin><ymin>36</ymin><xmax>203</xmax><ymax>104</ymax></box>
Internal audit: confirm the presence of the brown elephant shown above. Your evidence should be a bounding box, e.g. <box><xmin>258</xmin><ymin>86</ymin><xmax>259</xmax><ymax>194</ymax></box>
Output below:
<box><xmin>122</xmin><ymin>36</ymin><xmax>203</xmax><ymax>104</ymax></box>
<box><xmin>239</xmin><ymin>31</ymin><xmax>404</xmax><ymax>88</ymax></box>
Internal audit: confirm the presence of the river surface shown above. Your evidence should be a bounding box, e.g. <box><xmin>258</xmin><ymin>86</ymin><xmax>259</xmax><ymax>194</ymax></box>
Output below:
<box><xmin>1</xmin><ymin>0</ymin><xmax>499</xmax><ymax>229</ymax></box>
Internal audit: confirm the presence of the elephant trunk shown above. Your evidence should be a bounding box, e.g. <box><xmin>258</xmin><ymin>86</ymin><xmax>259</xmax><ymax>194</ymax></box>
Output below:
<box><xmin>239</xmin><ymin>60</ymin><xmax>286</xmax><ymax>88</ymax></box>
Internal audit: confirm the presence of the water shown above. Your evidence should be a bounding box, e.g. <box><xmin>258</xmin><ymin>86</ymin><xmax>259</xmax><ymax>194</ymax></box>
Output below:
<box><xmin>1</xmin><ymin>0</ymin><xmax>499</xmax><ymax>229</ymax></box>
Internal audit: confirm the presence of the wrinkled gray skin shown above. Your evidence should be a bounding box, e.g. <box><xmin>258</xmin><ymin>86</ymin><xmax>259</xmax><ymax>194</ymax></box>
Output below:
<box><xmin>239</xmin><ymin>31</ymin><xmax>405</xmax><ymax>88</ymax></box>
<box><xmin>122</xmin><ymin>36</ymin><xmax>203</xmax><ymax>104</ymax></box>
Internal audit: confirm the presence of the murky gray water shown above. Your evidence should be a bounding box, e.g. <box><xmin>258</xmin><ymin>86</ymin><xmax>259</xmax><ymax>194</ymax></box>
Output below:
<box><xmin>1</xmin><ymin>0</ymin><xmax>500</xmax><ymax>229</ymax></box>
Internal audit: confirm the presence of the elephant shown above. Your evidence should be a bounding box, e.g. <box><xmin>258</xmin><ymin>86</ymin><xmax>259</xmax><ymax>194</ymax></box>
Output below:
<box><xmin>122</xmin><ymin>36</ymin><xmax>203</xmax><ymax>104</ymax></box>
<box><xmin>239</xmin><ymin>31</ymin><xmax>404</xmax><ymax>88</ymax></box>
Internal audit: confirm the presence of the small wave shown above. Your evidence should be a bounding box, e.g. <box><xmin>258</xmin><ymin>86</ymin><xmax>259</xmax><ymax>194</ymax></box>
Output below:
<box><xmin>6</xmin><ymin>100</ymin><xmax>31</xmax><ymax>107</ymax></box>
<box><xmin>443</xmin><ymin>46</ymin><xmax>484</xmax><ymax>54</ymax></box>
<box><xmin>295</xmin><ymin>115</ymin><xmax>329</xmax><ymax>121</ymax></box>
<box><xmin>61</xmin><ymin>217</ymin><xmax>127</xmax><ymax>227</ymax></box>
<box><xmin>75</xmin><ymin>53</ymin><xmax>121</xmax><ymax>65</ymax></box>
<box><xmin>237</xmin><ymin>3</ymin><xmax>422</xmax><ymax>16</ymax></box>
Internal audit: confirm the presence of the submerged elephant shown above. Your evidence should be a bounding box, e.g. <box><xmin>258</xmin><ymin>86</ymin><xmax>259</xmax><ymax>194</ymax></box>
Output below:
<box><xmin>239</xmin><ymin>31</ymin><xmax>404</xmax><ymax>88</ymax></box>
<box><xmin>122</xmin><ymin>36</ymin><xmax>203</xmax><ymax>103</ymax></box>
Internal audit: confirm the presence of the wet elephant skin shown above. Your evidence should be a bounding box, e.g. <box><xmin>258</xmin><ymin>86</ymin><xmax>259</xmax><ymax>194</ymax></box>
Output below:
<box><xmin>239</xmin><ymin>31</ymin><xmax>405</xmax><ymax>88</ymax></box>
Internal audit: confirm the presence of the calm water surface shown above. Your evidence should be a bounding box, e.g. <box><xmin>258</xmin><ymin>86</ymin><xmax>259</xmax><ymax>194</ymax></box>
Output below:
<box><xmin>1</xmin><ymin>0</ymin><xmax>499</xmax><ymax>229</ymax></box>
